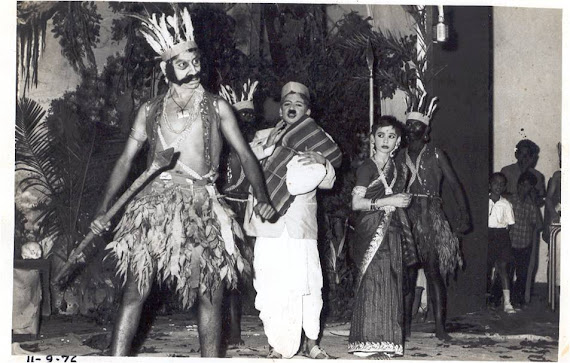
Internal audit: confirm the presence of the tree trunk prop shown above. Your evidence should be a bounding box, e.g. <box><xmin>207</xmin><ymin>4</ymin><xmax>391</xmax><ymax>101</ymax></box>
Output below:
<box><xmin>54</xmin><ymin>148</ymin><xmax>175</xmax><ymax>286</ymax></box>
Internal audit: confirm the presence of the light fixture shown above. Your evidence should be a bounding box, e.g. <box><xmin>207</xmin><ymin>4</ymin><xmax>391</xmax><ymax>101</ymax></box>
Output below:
<box><xmin>433</xmin><ymin>5</ymin><xmax>449</xmax><ymax>43</ymax></box>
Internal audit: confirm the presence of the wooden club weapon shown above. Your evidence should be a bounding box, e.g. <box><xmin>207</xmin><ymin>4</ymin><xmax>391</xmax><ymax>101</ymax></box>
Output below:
<box><xmin>54</xmin><ymin>147</ymin><xmax>175</xmax><ymax>285</ymax></box>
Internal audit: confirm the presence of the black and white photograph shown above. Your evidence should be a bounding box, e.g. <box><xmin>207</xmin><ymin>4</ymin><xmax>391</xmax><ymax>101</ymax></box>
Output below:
<box><xmin>4</xmin><ymin>1</ymin><xmax>567</xmax><ymax>361</ymax></box>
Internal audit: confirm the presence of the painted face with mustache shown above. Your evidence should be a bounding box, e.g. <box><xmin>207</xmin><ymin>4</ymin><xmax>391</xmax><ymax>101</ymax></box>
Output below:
<box><xmin>162</xmin><ymin>49</ymin><xmax>202</xmax><ymax>87</ymax></box>
<box><xmin>280</xmin><ymin>93</ymin><xmax>310</xmax><ymax>124</ymax></box>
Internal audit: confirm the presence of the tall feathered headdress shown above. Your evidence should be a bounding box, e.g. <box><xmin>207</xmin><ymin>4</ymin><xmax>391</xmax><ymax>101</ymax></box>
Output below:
<box><xmin>406</xmin><ymin>92</ymin><xmax>438</xmax><ymax>125</ymax></box>
<box><xmin>219</xmin><ymin>79</ymin><xmax>259</xmax><ymax>111</ymax></box>
<box><xmin>131</xmin><ymin>7</ymin><xmax>196</xmax><ymax>61</ymax></box>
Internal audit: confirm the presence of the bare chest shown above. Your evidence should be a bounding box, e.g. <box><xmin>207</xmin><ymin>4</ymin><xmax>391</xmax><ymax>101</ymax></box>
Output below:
<box><xmin>159</xmin><ymin>102</ymin><xmax>205</xmax><ymax>154</ymax></box>
<box><xmin>406</xmin><ymin>148</ymin><xmax>442</xmax><ymax>193</ymax></box>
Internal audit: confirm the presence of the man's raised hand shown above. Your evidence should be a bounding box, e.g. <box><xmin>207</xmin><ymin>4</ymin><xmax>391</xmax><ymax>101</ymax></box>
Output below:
<box><xmin>90</xmin><ymin>213</ymin><xmax>111</xmax><ymax>236</ymax></box>
<box><xmin>298</xmin><ymin>150</ymin><xmax>326</xmax><ymax>166</ymax></box>
<box><xmin>254</xmin><ymin>201</ymin><xmax>276</xmax><ymax>221</ymax></box>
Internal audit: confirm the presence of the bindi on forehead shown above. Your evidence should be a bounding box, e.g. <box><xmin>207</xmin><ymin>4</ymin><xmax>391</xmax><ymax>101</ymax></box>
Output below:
<box><xmin>378</xmin><ymin>126</ymin><xmax>396</xmax><ymax>132</ymax></box>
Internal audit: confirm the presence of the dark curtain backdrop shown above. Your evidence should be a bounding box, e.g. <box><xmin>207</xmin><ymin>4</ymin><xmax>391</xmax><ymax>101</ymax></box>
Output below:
<box><xmin>430</xmin><ymin>6</ymin><xmax>492</xmax><ymax>316</ymax></box>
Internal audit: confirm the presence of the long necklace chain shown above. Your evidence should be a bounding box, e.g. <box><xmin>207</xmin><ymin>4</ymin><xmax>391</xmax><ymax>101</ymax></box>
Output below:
<box><xmin>163</xmin><ymin>90</ymin><xmax>202</xmax><ymax>134</ymax></box>
<box><xmin>170</xmin><ymin>89</ymin><xmax>195</xmax><ymax>116</ymax></box>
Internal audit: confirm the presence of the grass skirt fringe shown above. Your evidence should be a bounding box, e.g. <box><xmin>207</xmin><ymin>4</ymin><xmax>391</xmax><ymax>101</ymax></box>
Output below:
<box><xmin>105</xmin><ymin>181</ymin><xmax>247</xmax><ymax>308</ymax></box>
<box><xmin>407</xmin><ymin>198</ymin><xmax>463</xmax><ymax>277</ymax></box>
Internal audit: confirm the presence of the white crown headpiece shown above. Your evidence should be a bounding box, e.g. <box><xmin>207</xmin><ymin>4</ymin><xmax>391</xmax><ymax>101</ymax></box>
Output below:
<box><xmin>406</xmin><ymin>93</ymin><xmax>438</xmax><ymax>125</ymax></box>
<box><xmin>132</xmin><ymin>7</ymin><xmax>197</xmax><ymax>61</ymax></box>
<box><xmin>219</xmin><ymin>79</ymin><xmax>259</xmax><ymax>111</ymax></box>
<box><xmin>281</xmin><ymin>81</ymin><xmax>310</xmax><ymax>99</ymax></box>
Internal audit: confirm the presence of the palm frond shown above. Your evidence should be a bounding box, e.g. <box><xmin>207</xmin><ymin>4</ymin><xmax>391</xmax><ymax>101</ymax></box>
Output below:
<box><xmin>15</xmin><ymin>98</ymin><xmax>59</xmax><ymax>198</ymax></box>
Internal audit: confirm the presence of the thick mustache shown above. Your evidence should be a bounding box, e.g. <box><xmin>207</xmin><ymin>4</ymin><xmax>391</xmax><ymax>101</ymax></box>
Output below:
<box><xmin>173</xmin><ymin>72</ymin><xmax>202</xmax><ymax>85</ymax></box>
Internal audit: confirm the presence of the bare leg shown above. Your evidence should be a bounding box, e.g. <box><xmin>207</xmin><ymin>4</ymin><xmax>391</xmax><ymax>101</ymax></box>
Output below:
<box><xmin>496</xmin><ymin>260</ymin><xmax>515</xmax><ymax>313</ymax></box>
<box><xmin>497</xmin><ymin>261</ymin><xmax>510</xmax><ymax>292</ymax></box>
<box><xmin>404</xmin><ymin>266</ymin><xmax>418</xmax><ymax>339</ymax></box>
<box><xmin>228</xmin><ymin>291</ymin><xmax>244</xmax><ymax>345</ymax></box>
<box><xmin>424</xmin><ymin>257</ymin><xmax>450</xmax><ymax>341</ymax></box>
<box><xmin>110</xmin><ymin>270</ymin><xmax>155</xmax><ymax>356</ymax></box>
<box><xmin>197</xmin><ymin>286</ymin><xmax>224</xmax><ymax>357</ymax></box>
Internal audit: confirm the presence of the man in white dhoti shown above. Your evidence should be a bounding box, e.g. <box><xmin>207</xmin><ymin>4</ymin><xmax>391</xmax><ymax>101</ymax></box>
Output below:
<box><xmin>244</xmin><ymin>82</ymin><xmax>342</xmax><ymax>359</ymax></box>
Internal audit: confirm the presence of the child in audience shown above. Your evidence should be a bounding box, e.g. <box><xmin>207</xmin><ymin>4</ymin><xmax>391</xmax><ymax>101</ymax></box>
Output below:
<box><xmin>488</xmin><ymin>172</ymin><xmax>516</xmax><ymax>313</ymax></box>
<box><xmin>508</xmin><ymin>171</ymin><xmax>542</xmax><ymax>307</ymax></box>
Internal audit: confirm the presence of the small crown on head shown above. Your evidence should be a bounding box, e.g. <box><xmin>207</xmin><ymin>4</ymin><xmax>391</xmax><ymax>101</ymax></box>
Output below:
<box><xmin>406</xmin><ymin>93</ymin><xmax>438</xmax><ymax>125</ymax></box>
<box><xmin>132</xmin><ymin>6</ymin><xmax>197</xmax><ymax>61</ymax></box>
<box><xmin>219</xmin><ymin>79</ymin><xmax>259</xmax><ymax>111</ymax></box>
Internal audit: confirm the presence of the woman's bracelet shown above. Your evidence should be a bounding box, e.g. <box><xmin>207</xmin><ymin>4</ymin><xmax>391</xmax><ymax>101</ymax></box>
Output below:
<box><xmin>370</xmin><ymin>198</ymin><xmax>378</xmax><ymax>211</ymax></box>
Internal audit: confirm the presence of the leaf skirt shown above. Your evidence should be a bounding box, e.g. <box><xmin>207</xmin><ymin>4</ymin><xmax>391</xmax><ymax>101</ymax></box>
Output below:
<box><xmin>406</xmin><ymin>197</ymin><xmax>463</xmax><ymax>277</ymax></box>
<box><xmin>105</xmin><ymin>180</ymin><xmax>247</xmax><ymax>308</ymax></box>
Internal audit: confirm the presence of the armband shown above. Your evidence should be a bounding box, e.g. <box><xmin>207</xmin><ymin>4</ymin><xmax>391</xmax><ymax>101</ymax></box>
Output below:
<box><xmin>352</xmin><ymin>186</ymin><xmax>367</xmax><ymax>197</ymax></box>
<box><xmin>129</xmin><ymin>128</ymin><xmax>147</xmax><ymax>147</ymax></box>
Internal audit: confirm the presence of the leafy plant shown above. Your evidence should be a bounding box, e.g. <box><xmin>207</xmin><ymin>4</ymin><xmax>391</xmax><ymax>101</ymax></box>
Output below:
<box><xmin>51</xmin><ymin>2</ymin><xmax>102</xmax><ymax>74</ymax></box>
<box><xmin>15</xmin><ymin>94</ymin><xmax>124</xmax><ymax>262</ymax></box>
<box><xmin>17</xmin><ymin>2</ymin><xmax>102</xmax><ymax>93</ymax></box>
<box><xmin>16</xmin><ymin>91</ymin><xmax>127</xmax><ymax>318</ymax></box>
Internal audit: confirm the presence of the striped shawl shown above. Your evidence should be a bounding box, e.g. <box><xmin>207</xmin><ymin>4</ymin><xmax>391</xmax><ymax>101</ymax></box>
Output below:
<box><xmin>262</xmin><ymin>116</ymin><xmax>342</xmax><ymax>215</ymax></box>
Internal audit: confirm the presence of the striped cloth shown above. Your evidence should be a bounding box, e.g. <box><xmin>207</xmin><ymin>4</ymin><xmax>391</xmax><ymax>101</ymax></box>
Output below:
<box><xmin>262</xmin><ymin>116</ymin><xmax>342</xmax><ymax>215</ymax></box>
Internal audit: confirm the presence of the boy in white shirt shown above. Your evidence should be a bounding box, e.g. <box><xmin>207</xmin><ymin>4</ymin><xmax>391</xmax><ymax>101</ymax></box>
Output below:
<box><xmin>488</xmin><ymin>172</ymin><xmax>516</xmax><ymax>313</ymax></box>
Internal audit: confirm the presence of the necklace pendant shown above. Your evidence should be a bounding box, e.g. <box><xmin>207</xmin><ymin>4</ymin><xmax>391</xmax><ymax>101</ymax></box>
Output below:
<box><xmin>177</xmin><ymin>109</ymin><xmax>190</xmax><ymax>119</ymax></box>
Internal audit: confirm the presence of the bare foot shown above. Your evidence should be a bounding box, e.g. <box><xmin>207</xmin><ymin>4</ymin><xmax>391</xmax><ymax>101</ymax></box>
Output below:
<box><xmin>368</xmin><ymin>352</ymin><xmax>391</xmax><ymax>360</ymax></box>
<box><xmin>228</xmin><ymin>339</ymin><xmax>245</xmax><ymax>349</ymax></box>
<box><xmin>435</xmin><ymin>330</ymin><xmax>452</xmax><ymax>341</ymax></box>
<box><xmin>267</xmin><ymin>347</ymin><xmax>282</xmax><ymax>359</ymax></box>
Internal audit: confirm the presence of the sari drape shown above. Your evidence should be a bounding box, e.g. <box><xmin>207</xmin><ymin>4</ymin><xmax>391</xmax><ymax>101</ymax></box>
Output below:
<box><xmin>348</xmin><ymin>159</ymin><xmax>417</xmax><ymax>357</ymax></box>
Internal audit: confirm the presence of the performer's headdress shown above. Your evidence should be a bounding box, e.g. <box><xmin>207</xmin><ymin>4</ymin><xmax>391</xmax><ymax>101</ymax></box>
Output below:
<box><xmin>406</xmin><ymin>93</ymin><xmax>438</xmax><ymax>125</ymax></box>
<box><xmin>281</xmin><ymin>82</ymin><xmax>310</xmax><ymax>100</ymax></box>
<box><xmin>132</xmin><ymin>7</ymin><xmax>197</xmax><ymax>61</ymax></box>
<box><xmin>219</xmin><ymin>79</ymin><xmax>259</xmax><ymax>111</ymax></box>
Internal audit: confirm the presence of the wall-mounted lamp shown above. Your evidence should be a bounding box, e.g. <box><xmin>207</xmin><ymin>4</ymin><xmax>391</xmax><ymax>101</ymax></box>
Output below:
<box><xmin>433</xmin><ymin>5</ymin><xmax>449</xmax><ymax>43</ymax></box>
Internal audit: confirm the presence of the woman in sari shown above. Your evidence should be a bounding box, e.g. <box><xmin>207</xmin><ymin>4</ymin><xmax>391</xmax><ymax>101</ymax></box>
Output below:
<box><xmin>348</xmin><ymin>116</ymin><xmax>417</xmax><ymax>359</ymax></box>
